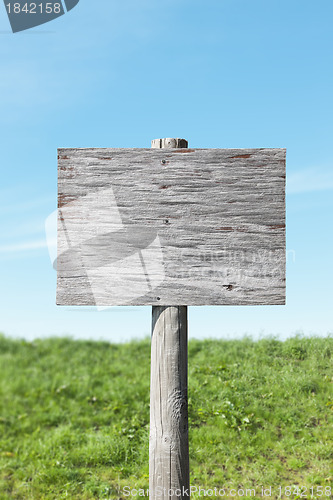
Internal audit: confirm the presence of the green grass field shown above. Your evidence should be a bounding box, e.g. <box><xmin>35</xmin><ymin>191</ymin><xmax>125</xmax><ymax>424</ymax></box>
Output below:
<box><xmin>0</xmin><ymin>334</ymin><xmax>332</xmax><ymax>499</ymax></box>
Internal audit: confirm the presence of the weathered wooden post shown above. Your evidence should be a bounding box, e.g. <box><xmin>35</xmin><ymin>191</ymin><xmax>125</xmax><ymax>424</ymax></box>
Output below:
<box><xmin>150</xmin><ymin>139</ymin><xmax>190</xmax><ymax>499</ymax></box>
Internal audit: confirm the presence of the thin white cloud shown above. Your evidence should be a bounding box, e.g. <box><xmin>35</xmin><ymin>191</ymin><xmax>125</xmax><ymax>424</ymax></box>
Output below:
<box><xmin>0</xmin><ymin>194</ymin><xmax>55</xmax><ymax>215</ymax></box>
<box><xmin>287</xmin><ymin>167</ymin><xmax>333</xmax><ymax>194</ymax></box>
<box><xmin>0</xmin><ymin>238</ymin><xmax>55</xmax><ymax>253</ymax></box>
<box><xmin>4</xmin><ymin>220</ymin><xmax>47</xmax><ymax>239</ymax></box>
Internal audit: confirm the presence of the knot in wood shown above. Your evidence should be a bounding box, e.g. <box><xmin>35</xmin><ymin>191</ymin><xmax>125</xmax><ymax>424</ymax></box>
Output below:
<box><xmin>168</xmin><ymin>389</ymin><xmax>188</xmax><ymax>427</ymax></box>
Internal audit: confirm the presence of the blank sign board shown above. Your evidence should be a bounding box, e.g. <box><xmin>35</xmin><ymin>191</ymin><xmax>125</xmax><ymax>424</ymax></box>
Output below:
<box><xmin>57</xmin><ymin>148</ymin><xmax>286</xmax><ymax>306</ymax></box>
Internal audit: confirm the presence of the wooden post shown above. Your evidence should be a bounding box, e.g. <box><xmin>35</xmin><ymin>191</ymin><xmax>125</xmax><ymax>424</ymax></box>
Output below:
<box><xmin>149</xmin><ymin>138</ymin><xmax>190</xmax><ymax>499</ymax></box>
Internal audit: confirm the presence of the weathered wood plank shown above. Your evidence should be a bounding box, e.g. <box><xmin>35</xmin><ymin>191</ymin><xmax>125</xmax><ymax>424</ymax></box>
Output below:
<box><xmin>57</xmin><ymin>147</ymin><xmax>286</xmax><ymax>306</ymax></box>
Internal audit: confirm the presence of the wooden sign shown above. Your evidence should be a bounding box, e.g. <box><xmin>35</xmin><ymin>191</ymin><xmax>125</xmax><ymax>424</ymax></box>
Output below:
<box><xmin>57</xmin><ymin>147</ymin><xmax>286</xmax><ymax>306</ymax></box>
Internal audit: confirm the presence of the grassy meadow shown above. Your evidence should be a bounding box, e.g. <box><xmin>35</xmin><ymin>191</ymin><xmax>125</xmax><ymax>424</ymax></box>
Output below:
<box><xmin>0</xmin><ymin>334</ymin><xmax>332</xmax><ymax>499</ymax></box>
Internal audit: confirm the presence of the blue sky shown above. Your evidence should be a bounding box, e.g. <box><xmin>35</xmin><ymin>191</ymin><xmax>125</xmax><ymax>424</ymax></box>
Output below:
<box><xmin>0</xmin><ymin>0</ymin><xmax>332</xmax><ymax>342</ymax></box>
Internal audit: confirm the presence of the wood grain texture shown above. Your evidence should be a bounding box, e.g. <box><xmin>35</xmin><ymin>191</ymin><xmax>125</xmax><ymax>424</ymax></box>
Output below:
<box><xmin>151</xmin><ymin>138</ymin><xmax>189</xmax><ymax>149</ymax></box>
<box><xmin>150</xmin><ymin>306</ymin><xmax>189</xmax><ymax>499</ymax></box>
<box><xmin>57</xmin><ymin>147</ymin><xmax>286</xmax><ymax>306</ymax></box>
<box><xmin>150</xmin><ymin>139</ymin><xmax>189</xmax><ymax>500</ymax></box>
